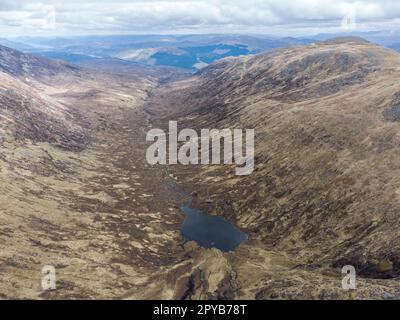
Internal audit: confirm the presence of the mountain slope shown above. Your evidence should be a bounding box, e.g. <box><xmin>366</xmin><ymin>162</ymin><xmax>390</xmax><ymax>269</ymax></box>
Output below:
<box><xmin>0</xmin><ymin>44</ymin><xmax>91</xmax><ymax>152</ymax></box>
<box><xmin>0</xmin><ymin>44</ymin><xmax>90</xmax><ymax>154</ymax></box>
<box><xmin>0</xmin><ymin>44</ymin><xmax>80</xmax><ymax>79</ymax></box>
<box><xmin>0</xmin><ymin>46</ymin><xmax>188</xmax><ymax>299</ymax></box>
<box><xmin>147</xmin><ymin>38</ymin><xmax>400</xmax><ymax>298</ymax></box>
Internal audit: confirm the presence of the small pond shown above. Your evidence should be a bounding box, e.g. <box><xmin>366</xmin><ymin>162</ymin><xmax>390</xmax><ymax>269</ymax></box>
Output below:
<box><xmin>180</xmin><ymin>204</ymin><xmax>248</xmax><ymax>252</ymax></box>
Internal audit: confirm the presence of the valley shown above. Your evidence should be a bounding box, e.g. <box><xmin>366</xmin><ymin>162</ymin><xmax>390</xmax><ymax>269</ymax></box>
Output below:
<box><xmin>1</xmin><ymin>37</ymin><xmax>400</xmax><ymax>300</ymax></box>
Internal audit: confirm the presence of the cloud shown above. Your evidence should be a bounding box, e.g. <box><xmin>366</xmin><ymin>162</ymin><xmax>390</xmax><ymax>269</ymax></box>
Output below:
<box><xmin>0</xmin><ymin>3</ymin><xmax>56</xmax><ymax>30</ymax></box>
<box><xmin>1</xmin><ymin>0</ymin><xmax>400</xmax><ymax>36</ymax></box>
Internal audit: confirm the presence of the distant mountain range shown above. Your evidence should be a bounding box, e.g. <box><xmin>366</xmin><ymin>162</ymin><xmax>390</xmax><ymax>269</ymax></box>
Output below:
<box><xmin>3</xmin><ymin>32</ymin><xmax>400</xmax><ymax>71</ymax></box>
<box><xmin>0</xmin><ymin>34</ymin><xmax>315</xmax><ymax>70</ymax></box>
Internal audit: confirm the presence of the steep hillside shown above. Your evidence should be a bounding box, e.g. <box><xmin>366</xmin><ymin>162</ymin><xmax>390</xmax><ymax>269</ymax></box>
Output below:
<box><xmin>0</xmin><ymin>46</ymin><xmax>188</xmax><ymax>299</ymax></box>
<box><xmin>147</xmin><ymin>38</ymin><xmax>400</xmax><ymax>298</ymax></box>
<box><xmin>0</xmin><ymin>72</ymin><xmax>86</xmax><ymax>151</ymax></box>
<box><xmin>0</xmin><ymin>45</ymin><xmax>80</xmax><ymax>79</ymax></box>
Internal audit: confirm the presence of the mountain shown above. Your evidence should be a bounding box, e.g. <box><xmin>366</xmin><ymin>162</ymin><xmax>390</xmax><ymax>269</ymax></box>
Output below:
<box><xmin>115</xmin><ymin>44</ymin><xmax>254</xmax><ymax>69</ymax></box>
<box><xmin>146</xmin><ymin>37</ymin><xmax>400</xmax><ymax>298</ymax></box>
<box><xmin>313</xmin><ymin>30</ymin><xmax>400</xmax><ymax>50</ymax></box>
<box><xmin>0</xmin><ymin>45</ymin><xmax>86</xmax><ymax>151</ymax></box>
<box><xmin>0</xmin><ymin>38</ymin><xmax>36</xmax><ymax>52</ymax></box>
<box><xmin>0</xmin><ymin>44</ymin><xmax>81</xmax><ymax>80</ymax></box>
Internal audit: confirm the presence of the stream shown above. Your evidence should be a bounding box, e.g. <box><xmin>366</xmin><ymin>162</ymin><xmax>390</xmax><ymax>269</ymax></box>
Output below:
<box><xmin>142</xmin><ymin>101</ymin><xmax>248</xmax><ymax>253</ymax></box>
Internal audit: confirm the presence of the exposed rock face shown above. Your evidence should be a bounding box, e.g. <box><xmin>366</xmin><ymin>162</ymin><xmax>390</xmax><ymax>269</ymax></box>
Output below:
<box><xmin>146</xmin><ymin>38</ymin><xmax>400</xmax><ymax>297</ymax></box>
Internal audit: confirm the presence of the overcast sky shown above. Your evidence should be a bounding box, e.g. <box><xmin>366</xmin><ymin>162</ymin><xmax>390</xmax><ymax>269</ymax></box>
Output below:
<box><xmin>1</xmin><ymin>0</ymin><xmax>400</xmax><ymax>38</ymax></box>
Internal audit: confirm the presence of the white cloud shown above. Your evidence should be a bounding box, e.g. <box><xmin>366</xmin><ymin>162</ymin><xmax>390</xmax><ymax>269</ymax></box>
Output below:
<box><xmin>0</xmin><ymin>3</ymin><xmax>56</xmax><ymax>30</ymax></box>
<box><xmin>1</xmin><ymin>0</ymin><xmax>400</xmax><ymax>36</ymax></box>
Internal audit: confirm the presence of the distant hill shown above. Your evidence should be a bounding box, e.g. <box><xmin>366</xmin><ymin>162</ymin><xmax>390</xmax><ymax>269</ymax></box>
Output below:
<box><xmin>313</xmin><ymin>30</ymin><xmax>400</xmax><ymax>48</ymax></box>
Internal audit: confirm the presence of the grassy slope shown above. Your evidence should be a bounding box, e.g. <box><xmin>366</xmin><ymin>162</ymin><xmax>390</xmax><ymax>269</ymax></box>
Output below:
<box><xmin>146</xmin><ymin>39</ymin><xmax>400</xmax><ymax>299</ymax></box>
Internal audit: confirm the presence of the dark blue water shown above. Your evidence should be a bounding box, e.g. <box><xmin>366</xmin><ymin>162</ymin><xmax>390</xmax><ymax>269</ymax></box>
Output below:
<box><xmin>164</xmin><ymin>174</ymin><xmax>248</xmax><ymax>252</ymax></box>
<box><xmin>180</xmin><ymin>205</ymin><xmax>248</xmax><ymax>252</ymax></box>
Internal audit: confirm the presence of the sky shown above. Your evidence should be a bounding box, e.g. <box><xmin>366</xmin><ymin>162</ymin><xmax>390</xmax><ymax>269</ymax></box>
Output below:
<box><xmin>1</xmin><ymin>0</ymin><xmax>400</xmax><ymax>38</ymax></box>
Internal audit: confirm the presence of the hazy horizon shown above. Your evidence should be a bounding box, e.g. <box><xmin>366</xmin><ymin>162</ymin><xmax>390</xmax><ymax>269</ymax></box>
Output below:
<box><xmin>2</xmin><ymin>30</ymin><xmax>397</xmax><ymax>40</ymax></box>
